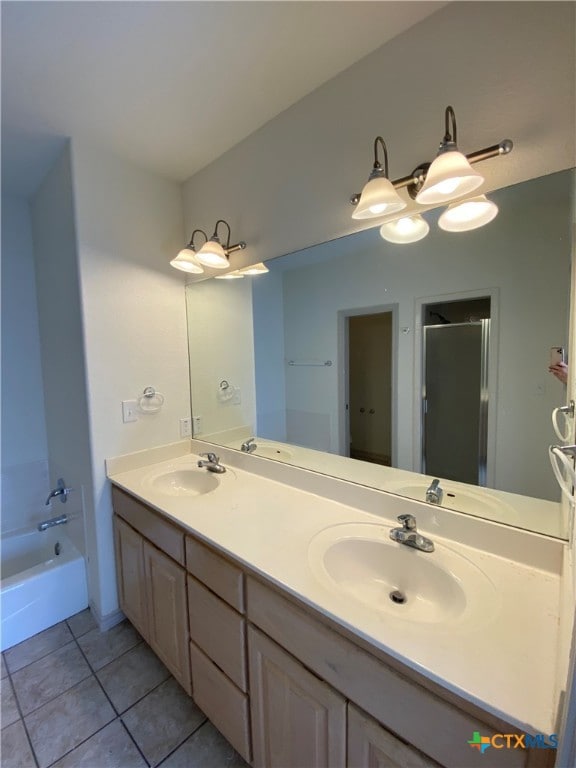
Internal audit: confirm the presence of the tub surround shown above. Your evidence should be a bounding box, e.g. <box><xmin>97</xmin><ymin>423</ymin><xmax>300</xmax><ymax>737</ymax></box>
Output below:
<box><xmin>107</xmin><ymin>440</ymin><xmax>563</xmax><ymax>742</ymax></box>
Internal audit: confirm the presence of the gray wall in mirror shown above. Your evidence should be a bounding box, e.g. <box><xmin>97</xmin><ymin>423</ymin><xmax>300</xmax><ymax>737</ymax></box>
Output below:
<box><xmin>186</xmin><ymin>170</ymin><xmax>574</xmax><ymax>539</ymax></box>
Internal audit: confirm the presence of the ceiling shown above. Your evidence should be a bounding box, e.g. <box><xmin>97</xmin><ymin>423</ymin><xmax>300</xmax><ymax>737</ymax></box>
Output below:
<box><xmin>1</xmin><ymin>1</ymin><xmax>445</xmax><ymax>199</ymax></box>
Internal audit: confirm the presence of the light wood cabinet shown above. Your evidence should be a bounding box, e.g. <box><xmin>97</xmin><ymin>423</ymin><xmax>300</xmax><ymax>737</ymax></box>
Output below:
<box><xmin>348</xmin><ymin>704</ymin><xmax>440</xmax><ymax>768</ymax></box>
<box><xmin>113</xmin><ymin>516</ymin><xmax>148</xmax><ymax>638</ymax></box>
<box><xmin>248</xmin><ymin>625</ymin><xmax>346</xmax><ymax>768</ymax></box>
<box><xmin>143</xmin><ymin>541</ymin><xmax>191</xmax><ymax>694</ymax></box>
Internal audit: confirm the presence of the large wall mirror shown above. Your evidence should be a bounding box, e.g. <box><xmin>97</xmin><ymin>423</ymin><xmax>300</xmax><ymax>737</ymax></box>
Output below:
<box><xmin>186</xmin><ymin>168</ymin><xmax>574</xmax><ymax>540</ymax></box>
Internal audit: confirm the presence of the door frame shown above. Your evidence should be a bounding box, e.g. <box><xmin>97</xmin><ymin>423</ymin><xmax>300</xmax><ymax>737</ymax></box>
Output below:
<box><xmin>337</xmin><ymin>303</ymin><xmax>399</xmax><ymax>464</ymax></box>
<box><xmin>413</xmin><ymin>288</ymin><xmax>499</xmax><ymax>487</ymax></box>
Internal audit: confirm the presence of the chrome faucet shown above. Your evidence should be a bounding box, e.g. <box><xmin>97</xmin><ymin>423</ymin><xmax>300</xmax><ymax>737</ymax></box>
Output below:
<box><xmin>38</xmin><ymin>514</ymin><xmax>68</xmax><ymax>532</ymax></box>
<box><xmin>425</xmin><ymin>478</ymin><xmax>443</xmax><ymax>505</ymax></box>
<box><xmin>45</xmin><ymin>478</ymin><xmax>72</xmax><ymax>505</ymax></box>
<box><xmin>197</xmin><ymin>452</ymin><xmax>226</xmax><ymax>473</ymax></box>
<box><xmin>389</xmin><ymin>514</ymin><xmax>435</xmax><ymax>553</ymax></box>
<box><xmin>241</xmin><ymin>437</ymin><xmax>257</xmax><ymax>453</ymax></box>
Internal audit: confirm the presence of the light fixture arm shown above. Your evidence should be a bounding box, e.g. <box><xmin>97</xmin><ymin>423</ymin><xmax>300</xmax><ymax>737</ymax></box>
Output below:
<box><xmin>187</xmin><ymin>228</ymin><xmax>208</xmax><ymax>250</ymax></box>
<box><xmin>372</xmin><ymin>136</ymin><xmax>390</xmax><ymax>177</ymax></box>
<box><xmin>210</xmin><ymin>219</ymin><xmax>246</xmax><ymax>254</ymax></box>
<box><xmin>350</xmin><ymin>138</ymin><xmax>513</xmax><ymax>205</ymax></box>
<box><xmin>443</xmin><ymin>105</ymin><xmax>457</xmax><ymax>146</ymax></box>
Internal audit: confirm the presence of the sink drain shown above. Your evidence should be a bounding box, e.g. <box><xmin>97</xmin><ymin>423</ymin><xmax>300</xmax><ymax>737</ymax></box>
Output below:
<box><xmin>389</xmin><ymin>589</ymin><xmax>407</xmax><ymax>605</ymax></box>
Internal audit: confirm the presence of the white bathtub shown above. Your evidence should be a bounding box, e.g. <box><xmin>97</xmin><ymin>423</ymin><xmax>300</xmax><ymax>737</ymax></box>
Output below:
<box><xmin>1</xmin><ymin>526</ymin><xmax>88</xmax><ymax>651</ymax></box>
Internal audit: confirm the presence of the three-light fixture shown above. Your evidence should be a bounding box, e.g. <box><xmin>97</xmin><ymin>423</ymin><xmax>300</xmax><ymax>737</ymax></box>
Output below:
<box><xmin>171</xmin><ymin>219</ymin><xmax>246</xmax><ymax>274</ymax></box>
<box><xmin>350</xmin><ymin>106</ymin><xmax>512</xmax><ymax>243</ymax></box>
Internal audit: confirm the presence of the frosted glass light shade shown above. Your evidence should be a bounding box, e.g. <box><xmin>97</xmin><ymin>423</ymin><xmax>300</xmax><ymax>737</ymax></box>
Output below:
<box><xmin>416</xmin><ymin>151</ymin><xmax>484</xmax><ymax>205</ymax></box>
<box><xmin>196</xmin><ymin>240</ymin><xmax>229</xmax><ymax>268</ymax></box>
<box><xmin>380</xmin><ymin>215</ymin><xmax>430</xmax><ymax>244</ymax></box>
<box><xmin>170</xmin><ymin>247</ymin><xmax>204</xmax><ymax>273</ymax></box>
<box><xmin>215</xmin><ymin>271</ymin><xmax>244</xmax><ymax>279</ymax></box>
<box><xmin>238</xmin><ymin>262</ymin><xmax>269</xmax><ymax>275</ymax></box>
<box><xmin>352</xmin><ymin>176</ymin><xmax>406</xmax><ymax>220</ymax></box>
<box><xmin>438</xmin><ymin>195</ymin><xmax>498</xmax><ymax>232</ymax></box>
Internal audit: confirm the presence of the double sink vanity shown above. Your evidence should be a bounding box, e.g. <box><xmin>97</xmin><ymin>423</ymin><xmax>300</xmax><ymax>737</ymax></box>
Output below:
<box><xmin>107</xmin><ymin>441</ymin><xmax>562</xmax><ymax>768</ymax></box>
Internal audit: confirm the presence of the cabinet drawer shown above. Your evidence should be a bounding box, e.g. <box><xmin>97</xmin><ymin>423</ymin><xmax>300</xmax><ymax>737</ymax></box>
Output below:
<box><xmin>187</xmin><ymin>576</ymin><xmax>247</xmax><ymax>691</ymax></box>
<box><xmin>112</xmin><ymin>487</ymin><xmax>184</xmax><ymax>565</ymax></box>
<box><xmin>190</xmin><ymin>642</ymin><xmax>251</xmax><ymax>762</ymax></box>
<box><xmin>185</xmin><ymin>536</ymin><xmax>244</xmax><ymax>612</ymax></box>
<box><xmin>247</xmin><ymin>577</ymin><xmax>526</xmax><ymax>768</ymax></box>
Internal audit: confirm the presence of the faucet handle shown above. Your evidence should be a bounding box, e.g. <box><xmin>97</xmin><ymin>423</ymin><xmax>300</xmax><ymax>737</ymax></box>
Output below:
<box><xmin>200</xmin><ymin>452</ymin><xmax>219</xmax><ymax>463</ymax></box>
<box><xmin>397</xmin><ymin>514</ymin><xmax>416</xmax><ymax>530</ymax></box>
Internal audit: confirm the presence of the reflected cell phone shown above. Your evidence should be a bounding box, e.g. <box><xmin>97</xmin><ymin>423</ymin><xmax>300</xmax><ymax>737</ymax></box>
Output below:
<box><xmin>550</xmin><ymin>346</ymin><xmax>565</xmax><ymax>366</ymax></box>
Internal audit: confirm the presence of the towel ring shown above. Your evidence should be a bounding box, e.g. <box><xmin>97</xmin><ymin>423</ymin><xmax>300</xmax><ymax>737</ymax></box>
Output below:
<box><xmin>138</xmin><ymin>386</ymin><xmax>164</xmax><ymax>413</ymax></box>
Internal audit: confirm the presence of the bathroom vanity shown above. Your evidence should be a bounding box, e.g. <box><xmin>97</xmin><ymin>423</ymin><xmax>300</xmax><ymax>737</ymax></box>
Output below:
<box><xmin>108</xmin><ymin>446</ymin><xmax>562</xmax><ymax>768</ymax></box>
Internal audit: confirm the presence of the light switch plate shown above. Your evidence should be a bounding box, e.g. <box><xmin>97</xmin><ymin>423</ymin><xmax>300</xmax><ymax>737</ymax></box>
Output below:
<box><xmin>122</xmin><ymin>400</ymin><xmax>138</xmax><ymax>423</ymax></box>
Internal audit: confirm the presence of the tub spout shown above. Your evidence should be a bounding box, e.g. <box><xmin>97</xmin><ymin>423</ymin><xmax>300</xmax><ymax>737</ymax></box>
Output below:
<box><xmin>37</xmin><ymin>514</ymin><xmax>68</xmax><ymax>532</ymax></box>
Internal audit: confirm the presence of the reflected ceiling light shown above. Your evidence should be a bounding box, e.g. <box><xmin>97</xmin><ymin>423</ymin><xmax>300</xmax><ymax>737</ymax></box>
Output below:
<box><xmin>238</xmin><ymin>262</ymin><xmax>269</xmax><ymax>275</ymax></box>
<box><xmin>215</xmin><ymin>271</ymin><xmax>245</xmax><ymax>280</ymax></box>
<box><xmin>195</xmin><ymin>219</ymin><xmax>247</xmax><ymax>269</ymax></box>
<box><xmin>351</xmin><ymin>137</ymin><xmax>406</xmax><ymax>220</ymax></box>
<box><xmin>379</xmin><ymin>215</ymin><xmax>430</xmax><ymax>244</ymax></box>
<box><xmin>415</xmin><ymin>106</ymin><xmax>484</xmax><ymax>205</ymax></box>
<box><xmin>438</xmin><ymin>195</ymin><xmax>499</xmax><ymax>232</ymax></box>
<box><xmin>170</xmin><ymin>229</ymin><xmax>206</xmax><ymax>273</ymax></box>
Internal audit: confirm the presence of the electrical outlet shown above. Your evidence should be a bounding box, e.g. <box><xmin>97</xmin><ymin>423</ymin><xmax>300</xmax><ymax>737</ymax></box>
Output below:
<box><xmin>122</xmin><ymin>400</ymin><xmax>138</xmax><ymax>423</ymax></box>
<box><xmin>179</xmin><ymin>417</ymin><xmax>192</xmax><ymax>438</ymax></box>
<box><xmin>192</xmin><ymin>415</ymin><xmax>202</xmax><ymax>435</ymax></box>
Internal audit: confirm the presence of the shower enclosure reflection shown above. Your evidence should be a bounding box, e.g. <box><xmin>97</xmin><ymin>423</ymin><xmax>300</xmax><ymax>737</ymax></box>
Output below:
<box><xmin>186</xmin><ymin>169</ymin><xmax>574</xmax><ymax>538</ymax></box>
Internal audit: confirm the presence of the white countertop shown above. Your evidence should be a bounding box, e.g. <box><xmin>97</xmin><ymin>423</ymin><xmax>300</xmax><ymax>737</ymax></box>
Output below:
<box><xmin>107</xmin><ymin>444</ymin><xmax>563</xmax><ymax>735</ymax></box>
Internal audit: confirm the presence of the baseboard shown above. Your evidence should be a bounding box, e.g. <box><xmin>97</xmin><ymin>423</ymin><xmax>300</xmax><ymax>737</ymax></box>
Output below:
<box><xmin>89</xmin><ymin>599</ymin><xmax>125</xmax><ymax>632</ymax></box>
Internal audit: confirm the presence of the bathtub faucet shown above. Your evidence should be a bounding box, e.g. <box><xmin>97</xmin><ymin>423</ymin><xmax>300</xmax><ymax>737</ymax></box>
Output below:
<box><xmin>37</xmin><ymin>513</ymin><xmax>68</xmax><ymax>532</ymax></box>
<box><xmin>45</xmin><ymin>478</ymin><xmax>72</xmax><ymax>505</ymax></box>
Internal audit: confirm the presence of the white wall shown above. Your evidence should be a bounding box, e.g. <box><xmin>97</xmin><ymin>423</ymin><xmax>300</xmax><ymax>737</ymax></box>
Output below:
<box><xmin>1</xmin><ymin>195</ymin><xmax>49</xmax><ymax>532</ymax></box>
<box><xmin>70</xmin><ymin>138</ymin><xmax>189</xmax><ymax>621</ymax></box>
<box><xmin>182</xmin><ymin>2</ymin><xmax>575</xmax><ymax>273</ymax></box>
<box><xmin>186</xmin><ymin>278</ymin><xmax>256</xmax><ymax>441</ymax></box>
<box><xmin>30</xmin><ymin>145</ymin><xmax>90</xmax><ymax>570</ymax></box>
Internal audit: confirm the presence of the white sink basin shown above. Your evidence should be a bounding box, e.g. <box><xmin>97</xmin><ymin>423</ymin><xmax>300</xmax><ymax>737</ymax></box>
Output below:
<box><xmin>390</xmin><ymin>482</ymin><xmax>517</xmax><ymax>524</ymax></box>
<box><xmin>143</xmin><ymin>466</ymin><xmax>228</xmax><ymax>497</ymax></box>
<box><xmin>308</xmin><ymin>523</ymin><xmax>497</xmax><ymax>627</ymax></box>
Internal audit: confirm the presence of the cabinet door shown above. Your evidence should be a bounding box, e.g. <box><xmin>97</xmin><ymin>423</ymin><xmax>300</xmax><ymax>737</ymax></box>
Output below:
<box><xmin>348</xmin><ymin>704</ymin><xmax>439</xmax><ymax>768</ymax></box>
<box><xmin>113</xmin><ymin>516</ymin><xmax>148</xmax><ymax>637</ymax></box>
<box><xmin>143</xmin><ymin>540</ymin><xmax>191</xmax><ymax>694</ymax></box>
<box><xmin>249</xmin><ymin>626</ymin><xmax>346</xmax><ymax>768</ymax></box>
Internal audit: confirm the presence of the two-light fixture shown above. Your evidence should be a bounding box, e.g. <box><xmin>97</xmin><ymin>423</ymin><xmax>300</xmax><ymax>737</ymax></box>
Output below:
<box><xmin>171</xmin><ymin>219</ymin><xmax>250</xmax><ymax>274</ymax></box>
<box><xmin>350</xmin><ymin>106</ymin><xmax>512</xmax><ymax>243</ymax></box>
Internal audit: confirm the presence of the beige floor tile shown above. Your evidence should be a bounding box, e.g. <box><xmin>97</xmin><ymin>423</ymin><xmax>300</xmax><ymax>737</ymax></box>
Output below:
<box><xmin>1</xmin><ymin>678</ymin><xmax>21</xmax><ymax>729</ymax></box>
<box><xmin>160</xmin><ymin>721</ymin><xmax>249</xmax><ymax>768</ymax></box>
<box><xmin>12</xmin><ymin>641</ymin><xmax>91</xmax><ymax>716</ymax></box>
<box><xmin>122</xmin><ymin>678</ymin><xmax>206</xmax><ymax>766</ymax></box>
<box><xmin>51</xmin><ymin>719</ymin><xmax>147</xmax><ymax>768</ymax></box>
<box><xmin>4</xmin><ymin>623</ymin><xmax>72</xmax><ymax>674</ymax></box>
<box><xmin>2</xmin><ymin>654</ymin><xmax>8</xmax><ymax>679</ymax></box>
<box><xmin>25</xmin><ymin>676</ymin><xmax>115</xmax><ymax>768</ymax></box>
<box><xmin>1</xmin><ymin>719</ymin><xmax>36</xmax><ymax>768</ymax></box>
<box><xmin>97</xmin><ymin>642</ymin><xmax>170</xmax><ymax>713</ymax></box>
<box><xmin>66</xmin><ymin>609</ymin><xmax>97</xmax><ymax>639</ymax></box>
<box><xmin>77</xmin><ymin>620</ymin><xmax>141</xmax><ymax>671</ymax></box>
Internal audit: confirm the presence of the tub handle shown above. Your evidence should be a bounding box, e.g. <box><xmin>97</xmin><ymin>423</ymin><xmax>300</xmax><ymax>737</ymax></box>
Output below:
<box><xmin>45</xmin><ymin>478</ymin><xmax>73</xmax><ymax>506</ymax></box>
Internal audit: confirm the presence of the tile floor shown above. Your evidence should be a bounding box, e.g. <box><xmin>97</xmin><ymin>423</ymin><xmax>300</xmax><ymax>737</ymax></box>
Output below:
<box><xmin>1</xmin><ymin>610</ymin><xmax>249</xmax><ymax>768</ymax></box>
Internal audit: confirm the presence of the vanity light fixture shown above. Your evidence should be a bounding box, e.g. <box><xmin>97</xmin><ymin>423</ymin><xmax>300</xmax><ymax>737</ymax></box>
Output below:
<box><xmin>438</xmin><ymin>194</ymin><xmax>499</xmax><ymax>232</ymax></box>
<box><xmin>352</xmin><ymin>137</ymin><xmax>407</xmax><ymax>220</ymax></box>
<box><xmin>415</xmin><ymin>106</ymin><xmax>484</xmax><ymax>205</ymax></box>
<box><xmin>379</xmin><ymin>215</ymin><xmax>430</xmax><ymax>244</ymax></box>
<box><xmin>238</xmin><ymin>262</ymin><xmax>269</xmax><ymax>275</ymax></box>
<box><xmin>170</xmin><ymin>229</ymin><xmax>207</xmax><ymax>273</ymax></box>
<box><xmin>195</xmin><ymin>219</ymin><xmax>247</xmax><ymax>269</ymax></box>
<box><xmin>214</xmin><ymin>271</ymin><xmax>245</xmax><ymax>279</ymax></box>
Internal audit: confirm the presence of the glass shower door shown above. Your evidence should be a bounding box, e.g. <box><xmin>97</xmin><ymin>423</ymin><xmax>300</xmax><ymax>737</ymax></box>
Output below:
<box><xmin>422</xmin><ymin>320</ymin><xmax>489</xmax><ymax>485</ymax></box>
